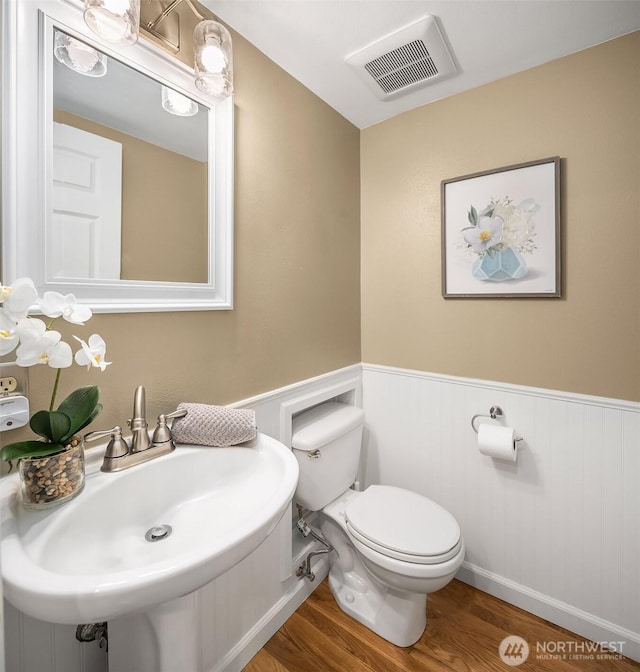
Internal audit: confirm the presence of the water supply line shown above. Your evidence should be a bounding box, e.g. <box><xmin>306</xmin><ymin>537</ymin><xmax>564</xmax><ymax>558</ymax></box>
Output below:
<box><xmin>76</xmin><ymin>622</ymin><xmax>108</xmax><ymax>650</ymax></box>
<box><xmin>295</xmin><ymin>505</ymin><xmax>333</xmax><ymax>582</ymax></box>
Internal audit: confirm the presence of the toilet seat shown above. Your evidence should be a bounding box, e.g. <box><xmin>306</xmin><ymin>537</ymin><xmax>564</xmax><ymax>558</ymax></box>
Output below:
<box><xmin>345</xmin><ymin>485</ymin><xmax>461</xmax><ymax>565</ymax></box>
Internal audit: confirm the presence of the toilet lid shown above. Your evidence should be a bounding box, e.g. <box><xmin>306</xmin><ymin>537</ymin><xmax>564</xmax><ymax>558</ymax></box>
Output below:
<box><xmin>345</xmin><ymin>485</ymin><xmax>461</xmax><ymax>562</ymax></box>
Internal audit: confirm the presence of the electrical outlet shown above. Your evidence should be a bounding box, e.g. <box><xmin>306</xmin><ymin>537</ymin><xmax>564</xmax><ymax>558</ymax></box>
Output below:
<box><xmin>0</xmin><ymin>362</ymin><xmax>28</xmax><ymax>397</ymax></box>
<box><xmin>0</xmin><ymin>376</ymin><xmax>18</xmax><ymax>393</ymax></box>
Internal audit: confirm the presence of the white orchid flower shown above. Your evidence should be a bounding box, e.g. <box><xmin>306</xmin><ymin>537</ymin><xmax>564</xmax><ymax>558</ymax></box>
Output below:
<box><xmin>39</xmin><ymin>291</ymin><xmax>92</xmax><ymax>325</ymax></box>
<box><xmin>0</xmin><ymin>277</ymin><xmax>38</xmax><ymax>320</ymax></box>
<box><xmin>0</xmin><ymin>309</ymin><xmax>19</xmax><ymax>355</ymax></box>
<box><xmin>16</xmin><ymin>328</ymin><xmax>73</xmax><ymax>368</ymax></box>
<box><xmin>463</xmin><ymin>216</ymin><xmax>504</xmax><ymax>254</ymax></box>
<box><xmin>15</xmin><ymin>316</ymin><xmax>48</xmax><ymax>342</ymax></box>
<box><xmin>74</xmin><ymin>334</ymin><xmax>111</xmax><ymax>371</ymax></box>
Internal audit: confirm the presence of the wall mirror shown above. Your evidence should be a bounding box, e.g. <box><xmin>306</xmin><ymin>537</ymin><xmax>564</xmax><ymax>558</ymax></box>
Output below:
<box><xmin>2</xmin><ymin>0</ymin><xmax>234</xmax><ymax>312</ymax></box>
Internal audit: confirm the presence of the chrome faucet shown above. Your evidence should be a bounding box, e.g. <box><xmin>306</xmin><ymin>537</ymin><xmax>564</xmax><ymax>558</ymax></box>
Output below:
<box><xmin>85</xmin><ymin>386</ymin><xmax>187</xmax><ymax>473</ymax></box>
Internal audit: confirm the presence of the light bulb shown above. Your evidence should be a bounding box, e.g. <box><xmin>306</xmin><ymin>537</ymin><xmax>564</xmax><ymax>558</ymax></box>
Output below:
<box><xmin>103</xmin><ymin>0</ymin><xmax>130</xmax><ymax>12</ymax></box>
<box><xmin>67</xmin><ymin>40</ymin><xmax>100</xmax><ymax>73</ymax></box>
<box><xmin>161</xmin><ymin>86</ymin><xmax>198</xmax><ymax>116</ymax></box>
<box><xmin>54</xmin><ymin>30</ymin><xmax>107</xmax><ymax>77</ymax></box>
<box><xmin>83</xmin><ymin>0</ymin><xmax>140</xmax><ymax>45</ymax></box>
<box><xmin>201</xmin><ymin>43</ymin><xmax>225</xmax><ymax>74</ymax></box>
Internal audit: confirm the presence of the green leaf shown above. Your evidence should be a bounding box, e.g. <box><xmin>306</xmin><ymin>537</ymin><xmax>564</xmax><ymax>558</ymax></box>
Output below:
<box><xmin>57</xmin><ymin>385</ymin><xmax>100</xmax><ymax>441</ymax></box>
<box><xmin>467</xmin><ymin>206</ymin><xmax>478</xmax><ymax>226</ymax></box>
<box><xmin>30</xmin><ymin>410</ymin><xmax>72</xmax><ymax>444</ymax></box>
<box><xmin>64</xmin><ymin>402</ymin><xmax>103</xmax><ymax>441</ymax></box>
<box><xmin>0</xmin><ymin>440</ymin><xmax>65</xmax><ymax>462</ymax></box>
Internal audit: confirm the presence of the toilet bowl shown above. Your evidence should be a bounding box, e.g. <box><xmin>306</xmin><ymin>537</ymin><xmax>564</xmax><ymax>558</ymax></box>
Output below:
<box><xmin>320</xmin><ymin>486</ymin><xmax>464</xmax><ymax>646</ymax></box>
<box><xmin>343</xmin><ymin>484</ymin><xmax>464</xmax><ymax>592</ymax></box>
<box><xmin>292</xmin><ymin>401</ymin><xmax>464</xmax><ymax>647</ymax></box>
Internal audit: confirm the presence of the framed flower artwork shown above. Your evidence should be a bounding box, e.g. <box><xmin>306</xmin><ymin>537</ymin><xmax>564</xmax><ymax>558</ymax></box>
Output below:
<box><xmin>441</xmin><ymin>157</ymin><xmax>561</xmax><ymax>298</ymax></box>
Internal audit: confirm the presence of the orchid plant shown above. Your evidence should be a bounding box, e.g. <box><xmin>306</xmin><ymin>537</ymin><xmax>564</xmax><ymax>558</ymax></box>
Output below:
<box><xmin>0</xmin><ymin>278</ymin><xmax>111</xmax><ymax>463</ymax></box>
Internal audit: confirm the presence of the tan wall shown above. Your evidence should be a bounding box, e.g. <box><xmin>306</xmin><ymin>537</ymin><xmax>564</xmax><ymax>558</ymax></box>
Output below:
<box><xmin>53</xmin><ymin>110</ymin><xmax>208</xmax><ymax>283</ymax></box>
<box><xmin>17</xmin><ymin>17</ymin><xmax>361</xmax><ymax>435</ymax></box>
<box><xmin>361</xmin><ymin>32</ymin><xmax>640</xmax><ymax>402</ymax></box>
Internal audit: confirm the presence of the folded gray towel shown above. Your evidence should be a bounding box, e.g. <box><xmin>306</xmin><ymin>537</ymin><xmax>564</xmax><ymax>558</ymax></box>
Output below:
<box><xmin>171</xmin><ymin>403</ymin><xmax>256</xmax><ymax>447</ymax></box>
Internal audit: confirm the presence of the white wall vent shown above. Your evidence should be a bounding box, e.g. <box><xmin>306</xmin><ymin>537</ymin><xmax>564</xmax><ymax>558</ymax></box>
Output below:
<box><xmin>346</xmin><ymin>16</ymin><xmax>456</xmax><ymax>101</ymax></box>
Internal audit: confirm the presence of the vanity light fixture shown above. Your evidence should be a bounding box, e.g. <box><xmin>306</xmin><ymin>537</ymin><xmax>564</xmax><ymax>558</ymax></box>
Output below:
<box><xmin>193</xmin><ymin>19</ymin><xmax>233</xmax><ymax>98</ymax></box>
<box><xmin>83</xmin><ymin>0</ymin><xmax>233</xmax><ymax>98</ymax></box>
<box><xmin>161</xmin><ymin>85</ymin><xmax>199</xmax><ymax>116</ymax></box>
<box><xmin>83</xmin><ymin>0</ymin><xmax>141</xmax><ymax>46</ymax></box>
<box><xmin>54</xmin><ymin>30</ymin><xmax>107</xmax><ymax>77</ymax></box>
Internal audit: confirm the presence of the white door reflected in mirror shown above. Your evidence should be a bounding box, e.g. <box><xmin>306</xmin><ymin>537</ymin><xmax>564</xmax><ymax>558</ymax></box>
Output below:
<box><xmin>52</xmin><ymin>122</ymin><xmax>122</xmax><ymax>280</ymax></box>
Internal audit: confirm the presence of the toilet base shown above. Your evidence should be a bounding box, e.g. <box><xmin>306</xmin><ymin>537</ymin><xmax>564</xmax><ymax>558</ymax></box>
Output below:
<box><xmin>327</xmin><ymin>564</ymin><xmax>427</xmax><ymax>648</ymax></box>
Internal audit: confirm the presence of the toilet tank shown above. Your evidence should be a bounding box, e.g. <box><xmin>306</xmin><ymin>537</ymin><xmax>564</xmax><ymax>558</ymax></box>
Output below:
<box><xmin>291</xmin><ymin>401</ymin><xmax>364</xmax><ymax>511</ymax></box>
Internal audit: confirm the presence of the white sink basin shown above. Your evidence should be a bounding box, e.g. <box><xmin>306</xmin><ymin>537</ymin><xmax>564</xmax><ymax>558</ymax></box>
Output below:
<box><xmin>1</xmin><ymin>433</ymin><xmax>299</xmax><ymax>624</ymax></box>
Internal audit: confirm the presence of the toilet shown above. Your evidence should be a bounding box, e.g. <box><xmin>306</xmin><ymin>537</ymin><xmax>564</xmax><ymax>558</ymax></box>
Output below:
<box><xmin>292</xmin><ymin>401</ymin><xmax>464</xmax><ymax>647</ymax></box>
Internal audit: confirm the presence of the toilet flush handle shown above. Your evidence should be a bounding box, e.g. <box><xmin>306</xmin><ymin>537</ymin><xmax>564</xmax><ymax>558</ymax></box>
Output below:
<box><xmin>307</xmin><ymin>449</ymin><xmax>321</xmax><ymax>459</ymax></box>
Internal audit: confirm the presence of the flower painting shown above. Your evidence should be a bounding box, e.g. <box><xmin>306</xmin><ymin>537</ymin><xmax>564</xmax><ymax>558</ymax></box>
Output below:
<box><xmin>461</xmin><ymin>196</ymin><xmax>539</xmax><ymax>282</ymax></box>
<box><xmin>441</xmin><ymin>157</ymin><xmax>560</xmax><ymax>298</ymax></box>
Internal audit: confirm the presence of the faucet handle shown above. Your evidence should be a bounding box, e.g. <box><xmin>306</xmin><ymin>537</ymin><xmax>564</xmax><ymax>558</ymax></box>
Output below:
<box><xmin>85</xmin><ymin>425</ymin><xmax>129</xmax><ymax>459</ymax></box>
<box><xmin>165</xmin><ymin>408</ymin><xmax>188</xmax><ymax>421</ymax></box>
<box><xmin>152</xmin><ymin>408</ymin><xmax>187</xmax><ymax>445</ymax></box>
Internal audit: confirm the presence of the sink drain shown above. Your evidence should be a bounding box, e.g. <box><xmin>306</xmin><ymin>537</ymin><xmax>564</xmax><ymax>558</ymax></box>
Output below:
<box><xmin>145</xmin><ymin>524</ymin><xmax>172</xmax><ymax>542</ymax></box>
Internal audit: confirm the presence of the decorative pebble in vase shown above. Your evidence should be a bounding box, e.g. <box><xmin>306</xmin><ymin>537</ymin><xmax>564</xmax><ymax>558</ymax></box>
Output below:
<box><xmin>18</xmin><ymin>437</ymin><xmax>85</xmax><ymax>510</ymax></box>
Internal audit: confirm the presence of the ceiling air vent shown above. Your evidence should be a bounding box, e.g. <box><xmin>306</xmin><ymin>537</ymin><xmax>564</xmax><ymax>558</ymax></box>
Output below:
<box><xmin>346</xmin><ymin>16</ymin><xmax>456</xmax><ymax>101</ymax></box>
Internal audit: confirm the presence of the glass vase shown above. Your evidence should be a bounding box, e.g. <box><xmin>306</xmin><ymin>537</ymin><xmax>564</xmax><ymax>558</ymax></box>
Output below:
<box><xmin>18</xmin><ymin>438</ymin><xmax>85</xmax><ymax>510</ymax></box>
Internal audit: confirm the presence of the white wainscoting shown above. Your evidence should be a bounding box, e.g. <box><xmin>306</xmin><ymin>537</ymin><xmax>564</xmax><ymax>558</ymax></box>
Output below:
<box><xmin>2</xmin><ymin>364</ymin><xmax>360</xmax><ymax>672</ymax></box>
<box><xmin>362</xmin><ymin>363</ymin><xmax>640</xmax><ymax>663</ymax></box>
<box><xmin>5</xmin><ymin>362</ymin><xmax>638</xmax><ymax>669</ymax></box>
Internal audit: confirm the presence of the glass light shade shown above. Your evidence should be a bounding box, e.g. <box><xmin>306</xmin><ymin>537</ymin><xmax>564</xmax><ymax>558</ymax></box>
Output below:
<box><xmin>83</xmin><ymin>0</ymin><xmax>140</xmax><ymax>46</ymax></box>
<box><xmin>193</xmin><ymin>20</ymin><xmax>233</xmax><ymax>98</ymax></box>
<box><xmin>161</xmin><ymin>86</ymin><xmax>199</xmax><ymax>117</ymax></box>
<box><xmin>54</xmin><ymin>30</ymin><xmax>107</xmax><ymax>77</ymax></box>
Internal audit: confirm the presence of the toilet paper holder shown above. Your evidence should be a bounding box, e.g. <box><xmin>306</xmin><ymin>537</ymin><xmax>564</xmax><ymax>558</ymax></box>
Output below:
<box><xmin>471</xmin><ymin>406</ymin><xmax>523</xmax><ymax>441</ymax></box>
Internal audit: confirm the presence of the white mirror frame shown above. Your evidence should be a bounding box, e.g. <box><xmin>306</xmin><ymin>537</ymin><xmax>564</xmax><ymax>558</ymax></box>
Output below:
<box><xmin>1</xmin><ymin>0</ymin><xmax>234</xmax><ymax>312</ymax></box>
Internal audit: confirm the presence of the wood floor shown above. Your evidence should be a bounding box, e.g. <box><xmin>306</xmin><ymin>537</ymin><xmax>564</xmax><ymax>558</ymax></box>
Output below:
<box><xmin>243</xmin><ymin>579</ymin><xmax>640</xmax><ymax>672</ymax></box>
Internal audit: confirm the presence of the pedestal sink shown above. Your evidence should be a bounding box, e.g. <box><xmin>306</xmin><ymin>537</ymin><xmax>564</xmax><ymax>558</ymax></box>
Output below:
<box><xmin>1</xmin><ymin>432</ymin><xmax>299</xmax><ymax>671</ymax></box>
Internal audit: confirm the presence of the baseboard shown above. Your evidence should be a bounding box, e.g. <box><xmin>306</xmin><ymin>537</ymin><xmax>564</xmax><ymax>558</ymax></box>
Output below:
<box><xmin>212</xmin><ymin>557</ymin><xmax>330</xmax><ymax>672</ymax></box>
<box><xmin>457</xmin><ymin>562</ymin><xmax>640</xmax><ymax>663</ymax></box>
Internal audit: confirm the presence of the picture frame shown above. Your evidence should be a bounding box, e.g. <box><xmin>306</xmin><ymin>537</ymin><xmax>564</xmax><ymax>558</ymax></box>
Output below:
<box><xmin>441</xmin><ymin>157</ymin><xmax>561</xmax><ymax>298</ymax></box>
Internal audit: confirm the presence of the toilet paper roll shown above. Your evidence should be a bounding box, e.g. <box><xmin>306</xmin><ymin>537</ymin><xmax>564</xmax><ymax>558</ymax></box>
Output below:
<box><xmin>478</xmin><ymin>423</ymin><xmax>518</xmax><ymax>461</ymax></box>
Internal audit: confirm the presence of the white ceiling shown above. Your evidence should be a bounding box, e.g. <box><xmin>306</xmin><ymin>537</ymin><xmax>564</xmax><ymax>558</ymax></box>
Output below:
<box><xmin>202</xmin><ymin>0</ymin><xmax>640</xmax><ymax>129</ymax></box>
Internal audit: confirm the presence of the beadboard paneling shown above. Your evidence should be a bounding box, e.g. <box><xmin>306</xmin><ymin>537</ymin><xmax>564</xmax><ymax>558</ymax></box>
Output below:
<box><xmin>2</xmin><ymin>603</ymin><xmax>108</xmax><ymax>672</ymax></box>
<box><xmin>362</xmin><ymin>364</ymin><xmax>640</xmax><ymax>662</ymax></box>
